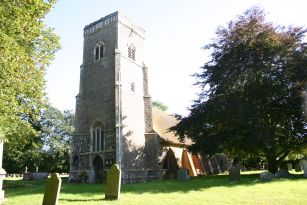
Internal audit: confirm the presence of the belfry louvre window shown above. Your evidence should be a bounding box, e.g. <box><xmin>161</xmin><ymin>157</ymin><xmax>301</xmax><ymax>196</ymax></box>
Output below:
<box><xmin>95</xmin><ymin>43</ymin><xmax>104</xmax><ymax>60</ymax></box>
<box><xmin>131</xmin><ymin>82</ymin><xmax>135</xmax><ymax>92</ymax></box>
<box><xmin>128</xmin><ymin>45</ymin><xmax>135</xmax><ymax>61</ymax></box>
<box><xmin>91</xmin><ymin>122</ymin><xmax>104</xmax><ymax>152</ymax></box>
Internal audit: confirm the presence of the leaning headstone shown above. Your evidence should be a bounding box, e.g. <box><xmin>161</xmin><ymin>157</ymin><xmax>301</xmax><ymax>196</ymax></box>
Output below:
<box><xmin>177</xmin><ymin>168</ymin><xmax>189</xmax><ymax>181</ymax></box>
<box><xmin>229</xmin><ymin>165</ymin><xmax>240</xmax><ymax>181</ymax></box>
<box><xmin>42</xmin><ymin>173</ymin><xmax>62</xmax><ymax>205</ymax></box>
<box><xmin>105</xmin><ymin>164</ymin><xmax>121</xmax><ymax>200</ymax></box>
<box><xmin>300</xmin><ymin>159</ymin><xmax>307</xmax><ymax>177</ymax></box>
<box><xmin>259</xmin><ymin>171</ymin><xmax>274</xmax><ymax>182</ymax></box>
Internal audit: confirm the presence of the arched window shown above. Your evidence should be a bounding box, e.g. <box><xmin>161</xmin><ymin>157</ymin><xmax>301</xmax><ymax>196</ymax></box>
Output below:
<box><xmin>99</xmin><ymin>45</ymin><xmax>104</xmax><ymax>59</ymax></box>
<box><xmin>95</xmin><ymin>46</ymin><xmax>99</xmax><ymax>60</ymax></box>
<box><xmin>91</xmin><ymin>122</ymin><xmax>104</xmax><ymax>152</ymax></box>
<box><xmin>128</xmin><ymin>45</ymin><xmax>135</xmax><ymax>61</ymax></box>
<box><xmin>95</xmin><ymin>42</ymin><xmax>104</xmax><ymax>60</ymax></box>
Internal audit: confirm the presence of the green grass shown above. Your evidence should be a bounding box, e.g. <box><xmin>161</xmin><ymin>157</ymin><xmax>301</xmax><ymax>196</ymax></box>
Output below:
<box><xmin>3</xmin><ymin>172</ymin><xmax>307</xmax><ymax>205</ymax></box>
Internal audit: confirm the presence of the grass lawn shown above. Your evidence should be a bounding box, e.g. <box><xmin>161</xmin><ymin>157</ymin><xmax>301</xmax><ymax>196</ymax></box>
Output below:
<box><xmin>3</xmin><ymin>172</ymin><xmax>307</xmax><ymax>205</ymax></box>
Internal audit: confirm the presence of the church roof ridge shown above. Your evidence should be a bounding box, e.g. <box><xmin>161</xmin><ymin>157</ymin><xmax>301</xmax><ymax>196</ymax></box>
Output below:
<box><xmin>152</xmin><ymin>107</ymin><xmax>192</xmax><ymax>146</ymax></box>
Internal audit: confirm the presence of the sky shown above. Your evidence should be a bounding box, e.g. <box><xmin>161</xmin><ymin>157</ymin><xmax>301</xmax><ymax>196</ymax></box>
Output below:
<box><xmin>44</xmin><ymin>0</ymin><xmax>307</xmax><ymax>116</ymax></box>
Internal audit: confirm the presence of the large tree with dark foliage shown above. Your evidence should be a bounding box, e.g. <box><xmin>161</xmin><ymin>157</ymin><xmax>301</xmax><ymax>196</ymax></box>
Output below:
<box><xmin>170</xmin><ymin>7</ymin><xmax>307</xmax><ymax>173</ymax></box>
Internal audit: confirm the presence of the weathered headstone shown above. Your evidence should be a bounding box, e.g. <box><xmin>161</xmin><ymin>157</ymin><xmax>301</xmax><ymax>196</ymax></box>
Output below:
<box><xmin>274</xmin><ymin>169</ymin><xmax>289</xmax><ymax>178</ymax></box>
<box><xmin>177</xmin><ymin>168</ymin><xmax>189</xmax><ymax>181</ymax></box>
<box><xmin>105</xmin><ymin>164</ymin><xmax>121</xmax><ymax>200</ymax></box>
<box><xmin>287</xmin><ymin>163</ymin><xmax>292</xmax><ymax>171</ymax></box>
<box><xmin>229</xmin><ymin>165</ymin><xmax>240</xmax><ymax>181</ymax></box>
<box><xmin>0</xmin><ymin>141</ymin><xmax>6</xmax><ymax>203</ymax></box>
<box><xmin>42</xmin><ymin>173</ymin><xmax>62</xmax><ymax>205</ymax></box>
<box><xmin>300</xmin><ymin>159</ymin><xmax>307</xmax><ymax>177</ymax></box>
<box><xmin>33</xmin><ymin>172</ymin><xmax>49</xmax><ymax>179</ymax></box>
<box><xmin>0</xmin><ymin>168</ymin><xmax>5</xmax><ymax>203</ymax></box>
<box><xmin>25</xmin><ymin>166</ymin><xmax>28</xmax><ymax>173</ymax></box>
<box><xmin>294</xmin><ymin>163</ymin><xmax>302</xmax><ymax>172</ymax></box>
<box><xmin>259</xmin><ymin>171</ymin><xmax>274</xmax><ymax>182</ymax></box>
<box><xmin>23</xmin><ymin>172</ymin><xmax>33</xmax><ymax>180</ymax></box>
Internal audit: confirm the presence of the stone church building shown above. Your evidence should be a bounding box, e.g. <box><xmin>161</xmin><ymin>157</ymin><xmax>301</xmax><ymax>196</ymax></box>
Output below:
<box><xmin>69</xmin><ymin>11</ymin><xmax>228</xmax><ymax>183</ymax></box>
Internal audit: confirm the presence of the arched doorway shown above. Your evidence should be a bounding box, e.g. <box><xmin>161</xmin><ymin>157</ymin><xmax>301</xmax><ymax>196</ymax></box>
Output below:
<box><xmin>93</xmin><ymin>155</ymin><xmax>104</xmax><ymax>183</ymax></box>
<box><xmin>163</xmin><ymin>148</ymin><xmax>178</xmax><ymax>179</ymax></box>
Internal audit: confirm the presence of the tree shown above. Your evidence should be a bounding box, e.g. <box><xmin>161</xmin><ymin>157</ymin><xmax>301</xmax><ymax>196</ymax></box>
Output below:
<box><xmin>152</xmin><ymin>100</ymin><xmax>168</xmax><ymax>111</ymax></box>
<box><xmin>3</xmin><ymin>105</ymin><xmax>74</xmax><ymax>173</ymax></box>
<box><xmin>39</xmin><ymin>107</ymin><xmax>74</xmax><ymax>172</ymax></box>
<box><xmin>0</xmin><ymin>0</ymin><xmax>60</xmax><ymax>140</ymax></box>
<box><xmin>170</xmin><ymin>7</ymin><xmax>307</xmax><ymax>173</ymax></box>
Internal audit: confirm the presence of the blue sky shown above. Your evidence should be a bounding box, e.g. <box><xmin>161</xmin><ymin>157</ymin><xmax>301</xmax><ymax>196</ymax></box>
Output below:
<box><xmin>45</xmin><ymin>0</ymin><xmax>307</xmax><ymax>116</ymax></box>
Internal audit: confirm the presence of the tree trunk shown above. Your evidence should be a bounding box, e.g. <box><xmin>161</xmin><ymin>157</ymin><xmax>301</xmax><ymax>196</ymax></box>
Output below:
<box><xmin>267</xmin><ymin>158</ymin><xmax>278</xmax><ymax>173</ymax></box>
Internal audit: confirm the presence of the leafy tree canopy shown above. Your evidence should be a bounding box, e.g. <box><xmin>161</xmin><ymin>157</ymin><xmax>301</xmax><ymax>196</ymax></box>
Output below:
<box><xmin>170</xmin><ymin>7</ymin><xmax>307</xmax><ymax>173</ymax></box>
<box><xmin>0</xmin><ymin>0</ymin><xmax>60</xmax><ymax>140</ymax></box>
<box><xmin>3</xmin><ymin>105</ymin><xmax>74</xmax><ymax>173</ymax></box>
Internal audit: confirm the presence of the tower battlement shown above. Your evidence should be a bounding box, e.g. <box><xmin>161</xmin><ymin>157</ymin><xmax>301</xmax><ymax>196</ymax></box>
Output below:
<box><xmin>84</xmin><ymin>11</ymin><xmax>145</xmax><ymax>38</ymax></box>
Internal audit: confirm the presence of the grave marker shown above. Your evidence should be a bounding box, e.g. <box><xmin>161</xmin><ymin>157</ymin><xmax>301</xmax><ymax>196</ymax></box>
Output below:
<box><xmin>300</xmin><ymin>159</ymin><xmax>307</xmax><ymax>177</ymax></box>
<box><xmin>105</xmin><ymin>164</ymin><xmax>121</xmax><ymax>200</ymax></box>
<box><xmin>295</xmin><ymin>163</ymin><xmax>302</xmax><ymax>172</ymax></box>
<box><xmin>259</xmin><ymin>171</ymin><xmax>274</xmax><ymax>182</ymax></box>
<box><xmin>42</xmin><ymin>173</ymin><xmax>62</xmax><ymax>205</ymax></box>
<box><xmin>229</xmin><ymin>165</ymin><xmax>240</xmax><ymax>181</ymax></box>
<box><xmin>0</xmin><ymin>142</ymin><xmax>6</xmax><ymax>203</ymax></box>
<box><xmin>177</xmin><ymin>168</ymin><xmax>189</xmax><ymax>181</ymax></box>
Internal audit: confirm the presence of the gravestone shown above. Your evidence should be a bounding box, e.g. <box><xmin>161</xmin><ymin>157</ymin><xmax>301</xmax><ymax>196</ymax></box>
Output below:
<box><xmin>287</xmin><ymin>163</ymin><xmax>292</xmax><ymax>171</ymax></box>
<box><xmin>294</xmin><ymin>163</ymin><xmax>302</xmax><ymax>172</ymax></box>
<box><xmin>33</xmin><ymin>172</ymin><xmax>49</xmax><ymax>179</ymax></box>
<box><xmin>105</xmin><ymin>164</ymin><xmax>121</xmax><ymax>200</ymax></box>
<box><xmin>274</xmin><ymin>169</ymin><xmax>289</xmax><ymax>178</ymax></box>
<box><xmin>0</xmin><ymin>168</ymin><xmax>5</xmax><ymax>202</ymax></box>
<box><xmin>300</xmin><ymin>159</ymin><xmax>307</xmax><ymax>177</ymax></box>
<box><xmin>0</xmin><ymin>142</ymin><xmax>6</xmax><ymax>203</ymax></box>
<box><xmin>42</xmin><ymin>173</ymin><xmax>62</xmax><ymax>205</ymax></box>
<box><xmin>259</xmin><ymin>171</ymin><xmax>274</xmax><ymax>182</ymax></box>
<box><xmin>23</xmin><ymin>173</ymin><xmax>33</xmax><ymax>180</ymax></box>
<box><xmin>229</xmin><ymin>165</ymin><xmax>240</xmax><ymax>181</ymax></box>
<box><xmin>177</xmin><ymin>168</ymin><xmax>189</xmax><ymax>181</ymax></box>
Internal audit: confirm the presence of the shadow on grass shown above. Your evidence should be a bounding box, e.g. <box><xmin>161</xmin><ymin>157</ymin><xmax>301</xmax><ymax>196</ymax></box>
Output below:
<box><xmin>59</xmin><ymin>198</ymin><xmax>104</xmax><ymax>202</ymax></box>
<box><xmin>4</xmin><ymin>173</ymin><xmax>306</xmax><ymax>197</ymax></box>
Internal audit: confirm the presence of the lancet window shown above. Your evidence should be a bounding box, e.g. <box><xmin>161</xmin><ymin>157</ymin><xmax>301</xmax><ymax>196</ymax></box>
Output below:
<box><xmin>91</xmin><ymin>122</ymin><xmax>104</xmax><ymax>152</ymax></box>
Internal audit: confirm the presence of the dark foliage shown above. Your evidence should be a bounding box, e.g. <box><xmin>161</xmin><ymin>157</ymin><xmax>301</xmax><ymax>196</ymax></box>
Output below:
<box><xmin>170</xmin><ymin>7</ymin><xmax>307</xmax><ymax>173</ymax></box>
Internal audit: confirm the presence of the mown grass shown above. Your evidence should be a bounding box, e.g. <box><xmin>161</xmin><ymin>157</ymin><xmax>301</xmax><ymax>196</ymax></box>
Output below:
<box><xmin>3</xmin><ymin>171</ymin><xmax>307</xmax><ymax>205</ymax></box>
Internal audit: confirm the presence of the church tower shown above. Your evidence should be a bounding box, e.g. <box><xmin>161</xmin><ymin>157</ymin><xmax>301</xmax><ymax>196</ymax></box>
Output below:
<box><xmin>70</xmin><ymin>11</ymin><xmax>155</xmax><ymax>183</ymax></box>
